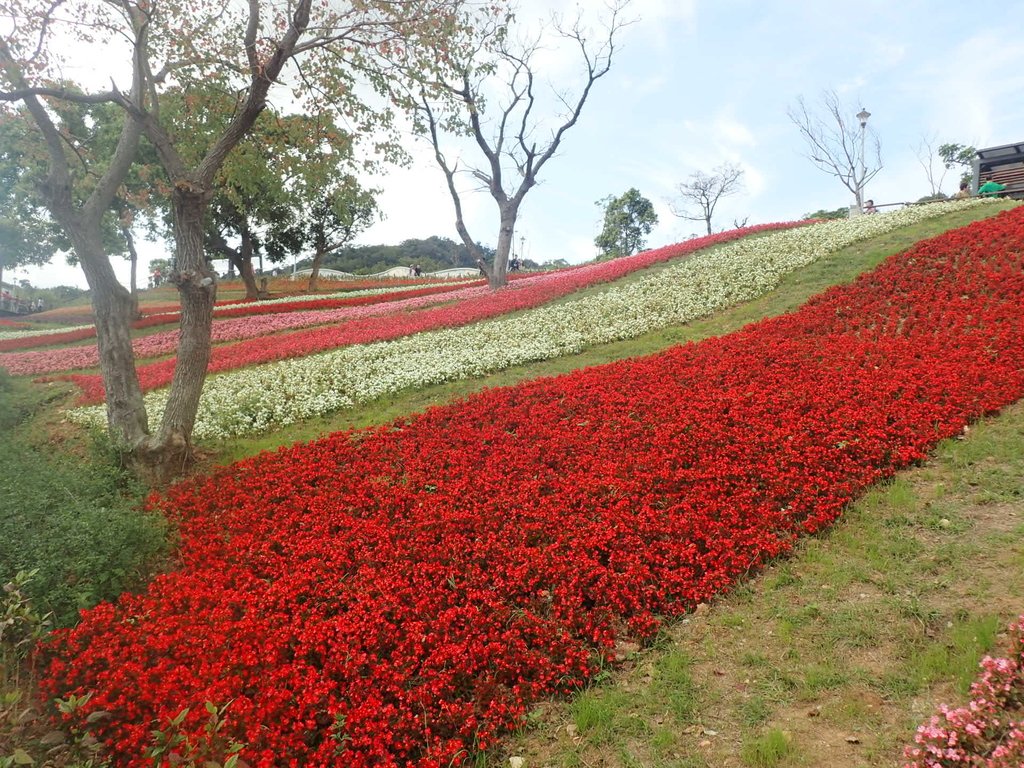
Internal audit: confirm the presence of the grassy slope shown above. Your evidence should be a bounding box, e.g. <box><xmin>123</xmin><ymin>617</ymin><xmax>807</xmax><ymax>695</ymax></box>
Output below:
<box><xmin>0</xmin><ymin>374</ymin><xmax>167</xmax><ymax>629</ymax></box>
<box><xmin>209</xmin><ymin>202</ymin><xmax>1019</xmax><ymax>466</ymax></box>
<box><xmin>3</xmin><ymin>202</ymin><xmax>1020</xmax><ymax>766</ymax></box>
<box><xmin>480</xmin><ymin>203</ymin><xmax>1024</xmax><ymax>768</ymax></box>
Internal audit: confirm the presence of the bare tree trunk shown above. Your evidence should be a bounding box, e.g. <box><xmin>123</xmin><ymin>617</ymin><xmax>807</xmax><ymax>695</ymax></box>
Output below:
<box><xmin>71</xmin><ymin>226</ymin><xmax>150</xmax><ymax>449</ymax></box>
<box><xmin>209</xmin><ymin>232</ymin><xmax>259</xmax><ymax>299</ymax></box>
<box><xmin>307</xmin><ymin>248</ymin><xmax>327</xmax><ymax>293</ymax></box>
<box><xmin>235</xmin><ymin>253</ymin><xmax>259</xmax><ymax>300</ymax></box>
<box><xmin>239</xmin><ymin>226</ymin><xmax>261</xmax><ymax>299</ymax></box>
<box><xmin>490</xmin><ymin>203</ymin><xmax>518</xmax><ymax>289</ymax></box>
<box><xmin>121</xmin><ymin>224</ymin><xmax>141</xmax><ymax>319</ymax></box>
<box><xmin>138</xmin><ymin>189</ymin><xmax>216</xmax><ymax>482</ymax></box>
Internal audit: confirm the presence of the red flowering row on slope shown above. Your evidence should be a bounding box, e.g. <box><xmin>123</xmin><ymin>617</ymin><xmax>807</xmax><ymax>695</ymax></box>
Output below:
<box><xmin>1</xmin><ymin>283</ymin><xmax>496</xmax><ymax>374</ymax></box>
<box><xmin>0</xmin><ymin>326</ymin><xmax>97</xmax><ymax>352</ymax></box>
<box><xmin>65</xmin><ymin>222</ymin><xmax>804</xmax><ymax>402</ymax></box>
<box><xmin>0</xmin><ymin>282</ymin><xmax>481</xmax><ymax>355</ymax></box>
<box><xmin>133</xmin><ymin>280</ymin><xmax>488</xmax><ymax>328</ymax></box>
<box><xmin>39</xmin><ymin>209</ymin><xmax>1024</xmax><ymax>766</ymax></box>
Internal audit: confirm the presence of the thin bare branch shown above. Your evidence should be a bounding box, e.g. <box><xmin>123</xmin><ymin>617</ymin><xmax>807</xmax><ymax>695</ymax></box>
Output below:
<box><xmin>788</xmin><ymin>90</ymin><xmax>882</xmax><ymax>206</ymax></box>
<box><xmin>670</xmin><ymin>162</ymin><xmax>745</xmax><ymax>235</ymax></box>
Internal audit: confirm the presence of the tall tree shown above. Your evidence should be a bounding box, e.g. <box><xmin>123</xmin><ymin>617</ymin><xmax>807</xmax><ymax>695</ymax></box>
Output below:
<box><xmin>0</xmin><ymin>0</ymin><xmax>472</xmax><ymax>481</ymax></box>
<box><xmin>938</xmin><ymin>142</ymin><xmax>977</xmax><ymax>188</ymax></box>
<box><xmin>399</xmin><ymin>1</ymin><xmax>631</xmax><ymax>289</ymax></box>
<box><xmin>594</xmin><ymin>188</ymin><xmax>658</xmax><ymax>259</ymax></box>
<box><xmin>191</xmin><ymin>104</ymin><xmax>356</xmax><ymax>299</ymax></box>
<box><xmin>0</xmin><ymin>100</ymin><xmax>156</xmax><ymax>314</ymax></box>
<box><xmin>300</xmin><ymin>179</ymin><xmax>379</xmax><ymax>293</ymax></box>
<box><xmin>788</xmin><ymin>90</ymin><xmax>881</xmax><ymax>210</ymax></box>
<box><xmin>670</xmin><ymin>162</ymin><xmax>745</xmax><ymax>235</ymax></box>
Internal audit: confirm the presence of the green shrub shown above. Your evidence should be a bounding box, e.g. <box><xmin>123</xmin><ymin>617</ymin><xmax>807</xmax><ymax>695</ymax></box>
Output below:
<box><xmin>0</xmin><ymin>378</ymin><xmax>168</xmax><ymax>627</ymax></box>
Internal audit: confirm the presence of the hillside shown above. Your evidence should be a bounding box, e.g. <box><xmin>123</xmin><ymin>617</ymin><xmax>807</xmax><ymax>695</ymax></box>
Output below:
<box><xmin>2</xmin><ymin>199</ymin><xmax>1023</xmax><ymax>768</ymax></box>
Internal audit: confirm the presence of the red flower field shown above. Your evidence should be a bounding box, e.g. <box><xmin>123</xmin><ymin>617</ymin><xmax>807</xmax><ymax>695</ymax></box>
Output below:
<box><xmin>39</xmin><ymin>209</ymin><xmax>1024</xmax><ymax>766</ymax></box>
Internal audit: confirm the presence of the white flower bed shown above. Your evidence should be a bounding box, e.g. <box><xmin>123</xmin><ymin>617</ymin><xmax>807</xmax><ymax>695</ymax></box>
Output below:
<box><xmin>67</xmin><ymin>199</ymin><xmax>998</xmax><ymax>439</ymax></box>
<box><xmin>0</xmin><ymin>323</ymin><xmax>93</xmax><ymax>342</ymax></box>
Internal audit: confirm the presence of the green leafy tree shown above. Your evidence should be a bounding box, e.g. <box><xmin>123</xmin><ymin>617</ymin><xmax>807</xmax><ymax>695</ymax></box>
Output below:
<box><xmin>299</xmin><ymin>179</ymin><xmax>379</xmax><ymax>292</ymax></box>
<box><xmin>0</xmin><ymin>101</ymin><xmax>160</xmax><ymax>314</ymax></box>
<box><xmin>938</xmin><ymin>142</ymin><xmax>977</xmax><ymax>187</ymax></box>
<box><xmin>151</xmin><ymin>87</ymin><xmax>375</xmax><ymax>300</ymax></box>
<box><xmin>594</xmin><ymin>188</ymin><xmax>658</xmax><ymax>259</ymax></box>
<box><xmin>0</xmin><ymin>0</ymin><xmax>475</xmax><ymax>481</ymax></box>
<box><xmin>148</xmin><ymin>258</ymin><xmax>172</xmax><ymax>288</ymax></box>
<box><xmin>0</xmin><ymin>108</ymin><xmax>59</xmax><ymax>291</ymax></box>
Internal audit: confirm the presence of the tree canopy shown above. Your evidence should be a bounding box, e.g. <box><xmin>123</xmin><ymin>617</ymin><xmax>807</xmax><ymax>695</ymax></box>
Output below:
<box><xmin>0</xmin><ymin>0</ymin><xmax>483</xmax><ymax>481</ymax></box>
<box><xmin>0</xmin><ymin>108</ymin><xmax>59</xmax><ymax>283</ymax></box>
<box><xmin>939</xmin><ymin>142</ymin><xmax>977</xmax><ymax>187</ymax></box>
<box><xmin>594</xmin><ymin>188</ymin><xmax>658</xmax><ymax>259</ymax></box>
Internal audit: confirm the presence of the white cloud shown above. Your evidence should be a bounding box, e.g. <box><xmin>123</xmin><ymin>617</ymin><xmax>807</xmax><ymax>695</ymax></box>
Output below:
<box><xmin>713</xmin><ymin>115</ymin><xmax>756</xmax><ymax>148</ymax></box>
<box><xmin>928</xmin><ymin>32</ymin><xmax>1024</xmax><ymax>147</ymax></box>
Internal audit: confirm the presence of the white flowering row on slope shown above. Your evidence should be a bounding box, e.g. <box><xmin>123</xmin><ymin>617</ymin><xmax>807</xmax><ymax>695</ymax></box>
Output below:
<box><xmin>0</xmin><ymin>323</ymin><xmax>94</xmax><ymax>342</ymax></box>
<box><xmin>67</xmin><ymin>199</ymin><xmax>998</xmax><ymax>439</ymax></box>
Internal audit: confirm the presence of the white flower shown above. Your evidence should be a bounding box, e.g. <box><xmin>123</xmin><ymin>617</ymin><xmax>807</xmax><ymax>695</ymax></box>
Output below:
<box><xmin>67</xmin><ymin>199</ymin><xmax>998</xmax><ymax>439</ymax></box>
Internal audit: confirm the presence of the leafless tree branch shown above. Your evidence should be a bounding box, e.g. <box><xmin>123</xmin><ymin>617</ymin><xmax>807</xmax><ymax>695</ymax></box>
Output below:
<box><xmin>670</xmin><ymin>162</ymin><xmax>745</xmax><ymax>235</ymax></box>
<box><xmin>788</xmin><ymin>90</ymin><xmax>881</xmax><ymax>208</ymax></box>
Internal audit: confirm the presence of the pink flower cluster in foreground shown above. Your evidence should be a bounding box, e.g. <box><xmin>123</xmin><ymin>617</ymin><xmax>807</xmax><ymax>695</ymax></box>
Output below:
<box><xmin>905</xmin><ymin>614</ymin><xmax>1024</xmax><ymax>767</ymax></box>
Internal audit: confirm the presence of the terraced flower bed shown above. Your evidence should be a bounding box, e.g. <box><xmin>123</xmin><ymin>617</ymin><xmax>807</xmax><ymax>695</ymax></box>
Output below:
<box><xmin>40</xmin><ymin>206</ymin><xmax>1024</xmax><ymax>766</ymax></box>
<box><xmin>68</xmin><ymin>199</ymin><xmax>996</xmax><ymax>439</ymax></box>
<box><xmin>61</xmin><ymin>222</ymin><xmax>803</xmax><ymax>402</ymax></box>
<box><xmin>0</xmin><ymin>282</ymin><xmax>477</xmax><ymax>353</ymax></box>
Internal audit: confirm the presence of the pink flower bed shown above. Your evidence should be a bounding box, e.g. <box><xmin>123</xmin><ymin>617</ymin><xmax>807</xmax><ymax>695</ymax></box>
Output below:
<box><xmin>0</xmin><ymin>282</ymin><xmax>478</xmax><ymax>355</ymax></box>
<box><xmin>905</xmin><ymin>614</ymin><xmax>1024</xmax><ymax>767</ymax></box>
<box><xmin>64</xmin><ymin>222</ymin><xmax>805</xmax><ymax>402</ymax></box>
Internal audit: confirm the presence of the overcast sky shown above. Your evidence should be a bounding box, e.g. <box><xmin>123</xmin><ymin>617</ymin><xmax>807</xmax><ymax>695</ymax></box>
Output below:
<box><xmin>17</xmin><ymin>0</ymin><xmax>1024</xmax><ymax>289</ymax></box>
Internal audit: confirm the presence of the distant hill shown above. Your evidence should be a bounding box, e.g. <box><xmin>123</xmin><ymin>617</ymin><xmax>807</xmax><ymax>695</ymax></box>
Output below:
<box><xmin>293</xmin><ymin>236</ymin><xmax>542</xmax><ymax>275</ymax></box>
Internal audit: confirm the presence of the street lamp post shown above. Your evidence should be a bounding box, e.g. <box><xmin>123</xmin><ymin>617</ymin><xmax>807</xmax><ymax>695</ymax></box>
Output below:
<box><xmin>856</xmin><ymin>108</ymin><xmax>871</xmax><ymax>209</ymax></box>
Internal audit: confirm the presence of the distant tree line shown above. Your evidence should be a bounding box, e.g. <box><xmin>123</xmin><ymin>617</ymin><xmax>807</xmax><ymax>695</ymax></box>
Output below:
<box><xmin>293</xmin><ymin>236</ymin><xmax>549</xmax><ymax>276</ymax></box>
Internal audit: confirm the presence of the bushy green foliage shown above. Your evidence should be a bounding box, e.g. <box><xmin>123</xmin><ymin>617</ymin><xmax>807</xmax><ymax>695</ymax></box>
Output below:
<box><xmin>313</xmin><ymin>236</ymin><xmax>497</xmax><ymax>275</ymax></box>
<box><xmin>802</xmin><ymin>206</ymin><xmax>849</xmax><ymax>220</ymax></box>
<box><xmin>594</xmin><ymin>188</ymin><xmax>658</xmax><ymax>259</ymax></box>
<box><xmin>0</xmin><ymin>381</ymin><xmax>167</xmax><ymax>628</ymax></box>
